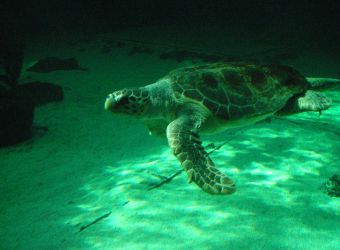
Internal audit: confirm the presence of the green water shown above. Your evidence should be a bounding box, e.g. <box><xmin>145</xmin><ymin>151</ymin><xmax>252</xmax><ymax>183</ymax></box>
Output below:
<box><xmin>1</xmin><ymin>2</ymin><xmax>339</xmax><ymax>249</ymax></box>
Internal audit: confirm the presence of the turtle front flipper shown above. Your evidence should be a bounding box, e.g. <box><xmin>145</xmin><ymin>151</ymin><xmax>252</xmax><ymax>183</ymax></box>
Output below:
<box><xmin>166</xmin><ymin>117</ymin><xmax>236</xmax><ymax>195</ymax></box>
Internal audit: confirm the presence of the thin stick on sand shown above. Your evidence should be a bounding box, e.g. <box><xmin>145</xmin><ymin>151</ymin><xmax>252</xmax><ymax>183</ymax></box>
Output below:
<box><xmin>79</xmin><ymin>211</ymin><xmax>112</xmax><ymax>232</ymax></box>
<box><xmin>148</xmin><ymin>135</ymin><xmax>239</xmax><ymax>190</ymax></box>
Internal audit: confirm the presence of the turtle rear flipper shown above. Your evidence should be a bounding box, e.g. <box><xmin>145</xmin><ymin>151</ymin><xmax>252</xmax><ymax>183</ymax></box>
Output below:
<box><xmin>306</xmin><ymin>77</ymin><xmax>340</xmax><ymax>91</ymax></box>
<box><xmin>166</xmin><ymin>116</ymin><xmax>235</xmax><ymax>195</ymax></box>
<box><xmin>297</xmin><ymin>90</ymin><xmax>331</xmax><ymax>112</ymax></box>
<box><xmin>276</xmin><ymin>90</ymin><xmax>331</xmax><ymax>116</ymax></box>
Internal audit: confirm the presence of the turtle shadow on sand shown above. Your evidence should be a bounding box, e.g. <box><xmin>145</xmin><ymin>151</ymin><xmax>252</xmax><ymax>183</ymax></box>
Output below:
<box><xmin>27</xmin><ymin>57</ymin><xmax>88</xmax><ymax>73</ymax></box>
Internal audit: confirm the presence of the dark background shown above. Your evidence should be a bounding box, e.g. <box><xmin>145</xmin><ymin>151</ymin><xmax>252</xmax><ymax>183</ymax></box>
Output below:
<box><xmin>1</xmin><ymin>0</ymin><xmax>340</xmax><ymax>52</ymax></box>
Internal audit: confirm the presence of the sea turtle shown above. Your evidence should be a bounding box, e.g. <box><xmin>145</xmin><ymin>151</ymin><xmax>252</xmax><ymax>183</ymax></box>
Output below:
<box><xmin>104</xmin><ymin>62</ymin><xmax>338</xmax><ymax>195</ymax></box>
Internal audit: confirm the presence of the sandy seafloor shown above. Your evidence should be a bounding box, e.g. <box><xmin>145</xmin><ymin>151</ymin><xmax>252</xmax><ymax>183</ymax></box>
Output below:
<box><xmin>0</xmin><ymin>26</ymin><xmax>339</xmax><ymax>249</ymax></box>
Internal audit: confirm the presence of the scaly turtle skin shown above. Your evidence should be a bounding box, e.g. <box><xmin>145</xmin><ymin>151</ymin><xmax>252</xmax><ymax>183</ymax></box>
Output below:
<box><xmin>105</xmin><ymin>62</ymin><xmax>337</xmax><ymax>195</ymax></box>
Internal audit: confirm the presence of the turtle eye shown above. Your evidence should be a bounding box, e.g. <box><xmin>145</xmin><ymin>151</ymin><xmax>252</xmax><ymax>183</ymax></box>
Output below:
<box><xmin>117</xmin><ymin>96</ymin><xmax>129</xmax><ymax>106</ymax></box>
<box><xmin>109</xmin><ymin>93</ymin><xmax>130</xmax><ymax>110</ymax></box>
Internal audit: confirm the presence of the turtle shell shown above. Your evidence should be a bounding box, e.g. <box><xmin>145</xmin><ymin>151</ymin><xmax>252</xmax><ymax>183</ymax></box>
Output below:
<box><xmin>168</xmin><ymin>62</ymin><xmax>309</xmax><ymax>120</ymax></box>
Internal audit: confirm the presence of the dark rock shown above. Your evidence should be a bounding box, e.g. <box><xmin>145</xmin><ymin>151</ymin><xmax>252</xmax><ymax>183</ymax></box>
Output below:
<box><xmin>101</xmin><ymin>46</ymin><xmax>112</xmax><ymax>54</ymax></box>
<box><xmin>13</xmin><ymin>81</ymin><xmax>64</xmax><ymax>106</ymax></box>
<box><xmin>0</xmin><ymin>82</ymin><xmax>12</xmax><ymax>98</ymax></box>
<box><xmin>159</xmin><ymin>49</ymin><xmax>236</xmax><ymax>63</ymax></box>
<box><xmin>0</xmin><ymin>81</ymin><xmax>63</xmax><ymax>147</ymax></box>
<box><xmin>128</xmin><ymin>46</ymin><xmax>154</xmax><ymax>56</ymax></box>
<box><xmin>0</xmin><ymin>24</ymin><xmax>24</xmax><ymax>87</ymax></box>
<box><xmin>158</xmin><ymin>47</ymin><xmax>299</xmax><ymax>64</ymax></box>
<box><xmin>159</xmin><ymin>50</ymin><xmax>201</xmax><ymax>62</ymax></box>
<box><xmin>27</xmin><ymin>57</ymin><xmax>87</xmax><ymax>73</ymax></box>
<box><xmin>0</xmin><ymin>95</ymin><xmax>34</xmax><ymax>147</ymax></box>
<box><xmin>116</xmin><ymin>41</ymin><xmax>125</xmax><ymax>48</ymax></box>
<box><xmin>320</xmin><ymin>174</ymin><xmax>340</xmax><ymax>197</ymax></box>
<box><xmin>101</xmin><ymin>41</ymin><xmax>125</xmax><ymax>54</ymax></box>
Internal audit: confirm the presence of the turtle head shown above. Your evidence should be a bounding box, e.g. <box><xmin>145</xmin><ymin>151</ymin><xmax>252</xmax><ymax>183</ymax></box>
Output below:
<box><xmin>104</xmin><ymin>88</ymin><xmax>149</xmax><ymax>116</ymax></box>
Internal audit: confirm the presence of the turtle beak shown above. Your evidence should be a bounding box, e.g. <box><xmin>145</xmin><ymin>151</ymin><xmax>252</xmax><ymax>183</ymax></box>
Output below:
<box><xmin>104</xmin><ymin>94</ymin><xmax>116</xmax><ymax>110</ymax></box>
<box><xmin>105</xmin><ymin>92</ymin><xmax>126</xmax><ymax>111</ymax></box>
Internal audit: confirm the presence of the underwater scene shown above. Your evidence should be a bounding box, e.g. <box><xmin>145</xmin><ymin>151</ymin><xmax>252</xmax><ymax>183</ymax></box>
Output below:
<box><xmin>0</xmin><ymin>1</ymin><xmax>339</xmax><ymax>249</ymax></box>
